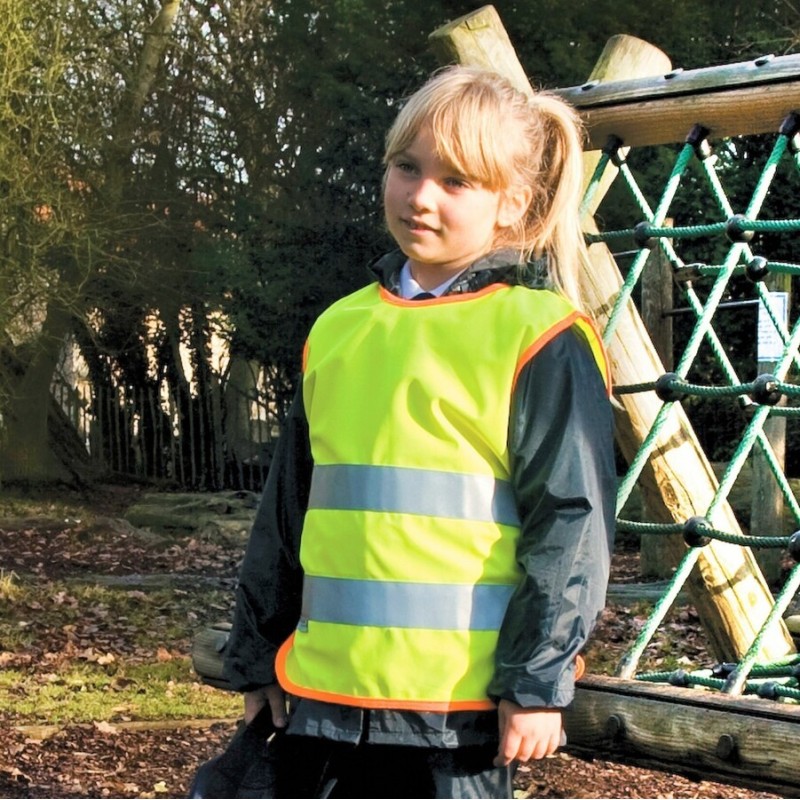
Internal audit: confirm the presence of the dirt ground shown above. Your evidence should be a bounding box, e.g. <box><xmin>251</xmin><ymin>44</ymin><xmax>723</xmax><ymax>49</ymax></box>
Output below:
<box><xmin>0</xmin><ymin>483</ymin><xmax>788</xmax><ymax>798</ymax></box>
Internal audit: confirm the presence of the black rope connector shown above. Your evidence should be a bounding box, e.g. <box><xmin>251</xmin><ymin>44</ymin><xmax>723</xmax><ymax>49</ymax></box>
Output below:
<box><xmin>750</xmin><ymin>374</ymin><xmax>782</xmax><ymax>406</ymax></box>
<box><xmin>668</xmin><ymin>669</ymin><xmax>691</xmax><ymax>687</ymax></box>
<box><xmin>602</xmin><ymin>134</ymin><xmax>626</xmax><ymax>167</ymax></box>
<box><xmin>711</xmin><ymin>662</ymin><xmax>737</xmax><ymax>679</ymax></box>
<box><xmin>779</xmin><ymin>111</ymin><xmax>800</xmax><ymax>137</ymax></box>
<box><xmin>725</xmin><ymin>214</ymin><xmax>754</xmax><ymax>243</ymax></box>
<box><xmin>779</xmin><ymin>111</ymin><xmax>800</xmax><ymax>153</ymax></box>
<box><xmin>683</xmin><ymin>516</ymin><xmax>711</xmax><ymax>548</ymax></box>
<box><xmin>788</xmin><ymin>531</ymin><xmax>800</xmax><ymax>562</ymax></box>
<box><xmin>686</xmin><ymin>124</ymin><xmax>712</xmax><ymax>160</ymax></box>
<box><xmin>745</xmin><ymin>256</ymin><xmax>770</xmax><ymax>282</ymax></box>
<box><xmin>633</xmin><ymin>221</ymin><xmax>656</xmax><ymax>249</ymax></box>
<box><xmin>655</xmin><ymin>372</ymin><xmax>687</xmax><ymax>402</ymax></box>
<box><xmin>757</xmin><ymin>681</ymin><xmax>780</xmax><ymax>700</ymax></box>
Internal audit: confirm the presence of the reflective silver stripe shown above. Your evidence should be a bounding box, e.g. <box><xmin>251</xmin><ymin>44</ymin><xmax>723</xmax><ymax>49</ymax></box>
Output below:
<box><xmin>301</xmin><ymin>576</ymin><xmax>514</xmax><ymax>631</ymax></box>
<box><xmin>308</xmin><ymin>464</ymin><xmax>519</xmax><ymax>527</ymax></box>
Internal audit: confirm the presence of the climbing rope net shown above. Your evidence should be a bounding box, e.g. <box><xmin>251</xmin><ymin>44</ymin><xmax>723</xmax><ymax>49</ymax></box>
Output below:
<box><xmin>585</xmin><ymin>112</ymin><xmax>800</xmax><ymax>701</ymax></box>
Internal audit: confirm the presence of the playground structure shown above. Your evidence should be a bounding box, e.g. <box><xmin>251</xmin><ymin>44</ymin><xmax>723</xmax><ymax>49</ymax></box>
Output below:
<box><xmin>430</xmin><ymin>6</ymin><xmax>800</xmax><ymax>794</ymax></box>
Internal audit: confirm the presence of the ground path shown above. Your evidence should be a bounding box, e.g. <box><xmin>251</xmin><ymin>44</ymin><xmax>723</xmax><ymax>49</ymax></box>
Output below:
<box><xmin>0</xmin><ymin>484</ymin><xmax>780</xmax><ymax>798</ymax></box>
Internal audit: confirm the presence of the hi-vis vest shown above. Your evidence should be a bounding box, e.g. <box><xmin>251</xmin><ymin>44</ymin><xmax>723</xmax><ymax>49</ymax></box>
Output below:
<box><xmin>276</xmin><ymin>282</ymin><xmax>609</xmax><ymax>712</ymax></box>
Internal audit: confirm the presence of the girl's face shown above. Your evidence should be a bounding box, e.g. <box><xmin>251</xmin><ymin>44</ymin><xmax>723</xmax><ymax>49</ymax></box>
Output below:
<box><xmin>384</xmin><ymin>127</ymin><xmax>525</xmax><ymax>289</ymax></box>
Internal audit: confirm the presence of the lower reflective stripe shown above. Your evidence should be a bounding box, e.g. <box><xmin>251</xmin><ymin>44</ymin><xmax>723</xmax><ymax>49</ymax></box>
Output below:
<box><xmin>308</xmin><ymin>464</ymin><xmax>519</xmax><ymax>526</ymax></box>
<box><xmin>301</xmin><ymin>576</ymin><xmax>514</xmax><ymax>631</ymax></box>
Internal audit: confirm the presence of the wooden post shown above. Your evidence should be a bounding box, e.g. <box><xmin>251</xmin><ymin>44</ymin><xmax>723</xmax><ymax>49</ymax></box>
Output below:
<box><xmin>640</xmin><ymin>220</ymin><xmax>675</xmax><ymax>579</ymax></box>
<box><xmin>641</xmin><ymin>221</ymin><xmax>674</xmax><ymax>372</ymax></box>
<box><xmin>751</xmin><ymin>273</ymin><xmax>792</xmax><ymax>583</ymax></box>
<box><xmin>429</xmin><ymin>5</ymin><xmax>795</xmax><ymax>662</ymax></box>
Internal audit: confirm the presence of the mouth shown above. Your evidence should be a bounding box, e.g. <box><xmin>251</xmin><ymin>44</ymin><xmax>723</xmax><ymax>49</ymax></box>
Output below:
<box><xmin>402</xmin><ymin>217</ymin><xmax>437</xmax><ymax>234</ymax></box>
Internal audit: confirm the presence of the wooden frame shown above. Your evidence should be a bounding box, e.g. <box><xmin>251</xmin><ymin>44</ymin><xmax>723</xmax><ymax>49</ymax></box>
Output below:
<box><xmin>566</xmin><ymin>675</ymin><xmax>800</xmax><ymax>794</ymax></box>
<box><xmin>430</xmin><ymin>6</ymin><xmax>800</xmax><ymax>791</ymax></box>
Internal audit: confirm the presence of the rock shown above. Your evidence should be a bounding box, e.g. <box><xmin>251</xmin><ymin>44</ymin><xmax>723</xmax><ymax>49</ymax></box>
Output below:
<box><xmin>123</xmin><ymin>490</ymin><xmax>259</xmax><ymax>538</ymax></box>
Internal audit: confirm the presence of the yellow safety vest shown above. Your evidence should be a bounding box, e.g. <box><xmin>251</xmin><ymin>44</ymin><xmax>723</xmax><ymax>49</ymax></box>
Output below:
<box><xmin>276</xmin><ymin>282</ymin><xmax>608</xmax><ymax>712</ymax></box>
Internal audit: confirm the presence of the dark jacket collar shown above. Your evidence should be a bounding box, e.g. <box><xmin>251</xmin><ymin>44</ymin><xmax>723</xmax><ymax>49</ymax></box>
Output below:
<box><xmin>367</xmin><ymin>249</ymin><xmax>549</xmax><ymax>297</ymax></box>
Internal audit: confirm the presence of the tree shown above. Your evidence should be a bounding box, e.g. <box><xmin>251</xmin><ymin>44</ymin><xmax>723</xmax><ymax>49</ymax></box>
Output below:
<box><xmin>2</xmin><ymin>0</ymin><xmax>798</xmax><ymax>487</ymax></box>
<box><xmin>0</xmin><ymin>0</ymin><xmax>182</xmax><ymax>482</ymax></box>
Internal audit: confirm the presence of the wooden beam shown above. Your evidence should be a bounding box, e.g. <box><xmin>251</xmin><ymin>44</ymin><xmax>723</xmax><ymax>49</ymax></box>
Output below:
<box><xmin>569</xmin><ymin>83</ymin><xmax>800</xmax><ymax>149</ymax></box>
<box><xmin>565</xmin><ymin>675</ymin><xmax>800</xmax><ymax>794</ymax></box>
<box><xmin>560</xmin><ymin>51</ymin><xmax>800</xmax><ymax>107</ymax></box>
<box><xmin>433</xmin><ymin>10</ymin><xmax>800</xmax><ymax>148</ymax></box>
<box><xmin>559</xmin><ymin>52</ymin><xmax>800</xmax><ymax>148</ymax></box>
<box><xmin>428</xmin><ymin>5</ymin><xmax>795</xmax><ymax>663</ymax></box>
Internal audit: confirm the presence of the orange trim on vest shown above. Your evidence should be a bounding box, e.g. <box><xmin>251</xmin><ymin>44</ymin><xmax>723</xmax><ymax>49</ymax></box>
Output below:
<box><xmin>275</xmin><ymin>633</ymin><xmax>496</xmax><ymax>712</ymax></box>
<box><xmin>378</xmin><ymin>283</ymin><xmax>509</xmax><ymax>307</ymax></box>
<box><xmin>301</xmin><ymin>339</ymin><xmax>310</xmax><ymax>374</ymax></box>
<box><xmin>512</xmin><ymin>311</ymin><xmax>580</xmax><ymax>390</ymax></box>
<box><xmin>512</xmin><ymin>312</ymin><xmax>612</xmax><ymax>398</ymax></box>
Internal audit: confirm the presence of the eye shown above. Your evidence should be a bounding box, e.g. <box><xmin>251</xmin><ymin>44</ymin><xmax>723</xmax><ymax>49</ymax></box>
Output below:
<box><xmin>444</xmin><ymin>175</ymin><xmax>469</xmax><ymax>190</ymax></box>
<box><xmin>393</xmin><ymin>159</ymin><xmax>417</xmax><ymax>175</ymax></box>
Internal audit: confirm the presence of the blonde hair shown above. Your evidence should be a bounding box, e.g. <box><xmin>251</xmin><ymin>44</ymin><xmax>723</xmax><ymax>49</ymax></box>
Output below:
<box><xmin>384</xmin><ymin>66</ymin><xmax>588</xmax><ymax>306</ymax></box>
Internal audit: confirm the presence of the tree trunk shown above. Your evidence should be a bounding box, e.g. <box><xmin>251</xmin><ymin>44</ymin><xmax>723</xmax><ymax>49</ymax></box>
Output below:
<box><xmin>1</xmin><ymin>302</ymin><xmax>74</xmax><ymax>482</ymax></box>
<box><xmin>0</xmin><ymin>1</ymin><xmax>184</xmax><ymax>486</ymax></box>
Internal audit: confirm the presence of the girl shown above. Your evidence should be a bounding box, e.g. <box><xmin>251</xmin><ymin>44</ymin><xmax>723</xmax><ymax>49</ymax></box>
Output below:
<box><xmin>223</xmin><ymin>66</ymin><xmax>616</xmax><ymax>799</ymax></box>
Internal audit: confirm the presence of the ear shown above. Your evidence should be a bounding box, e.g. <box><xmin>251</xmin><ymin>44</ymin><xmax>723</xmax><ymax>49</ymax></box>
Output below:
<box><xmin>496</xmin><ymin>185</ymin><xmax>532</xmax><ymax>229</ymax></box>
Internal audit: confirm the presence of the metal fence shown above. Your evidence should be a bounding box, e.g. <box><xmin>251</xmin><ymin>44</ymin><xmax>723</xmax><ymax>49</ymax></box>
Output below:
<box><xmin>51</xmin><ymin>376</ymin><xmax>278</xmax><ymax>491</ymax></box>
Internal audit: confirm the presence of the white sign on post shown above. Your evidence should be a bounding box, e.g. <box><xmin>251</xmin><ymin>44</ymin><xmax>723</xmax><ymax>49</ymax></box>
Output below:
<box><xmin>757</xmin><ymin>291</ymin><xmax>789</xmax><ymax>363</ymax></box>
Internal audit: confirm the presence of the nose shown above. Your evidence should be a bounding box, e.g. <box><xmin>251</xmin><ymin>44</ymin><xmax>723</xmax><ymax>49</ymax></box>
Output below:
<box><xmin>408</xmin><ymin>177</ymin><xmax>437</xmax><ymax>212</ymax></box>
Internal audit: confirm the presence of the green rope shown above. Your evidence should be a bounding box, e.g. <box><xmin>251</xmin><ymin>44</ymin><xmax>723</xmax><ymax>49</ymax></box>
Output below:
<box><xmin>616</xmin><ymin>517</ymin><xmax>790</xmax><ymax>548</ymax></box>
<box><xmin>746</xmin><ymin>133</ymin><xmax>789</xmax><ymax>218</ymax></box>
<box><xmin>579</xmin><ymin>146</ymin><xmax>614</xmax><ymax>220</ymax></box>
<box><xmin>758</xmin><ymin>260</ymin><xmax>800</xmax><ymax>274</ymax></box>
<box><xmin>596</xmin><ymin>217</ymin><xmax>800</xmax><ymax>247</ymax></box>
<box><xmin>677</xmin><ymin>260</ymin><xmax>800</xmax><ymax>278</ymax></box>
<box><xmin>712</xmin><ymin>314</ymin><xmax>800</xmax><ymax>521</ymax></box>
<box><xmin>753</xmin><ymin>426</ymin><xmax>800</xmax><ymax>525</ymax></box>
<box><xmin>768</xmin><ymin>406</ymin><xmax>800</xmax><ymax>416</ymax></box>
<box><xmin>613</xmin><ymin>374</ymin><xmax>800</xmax><ymax>401</ymax></box>
<box><xmin>636</xmin><ymin>670</ymin><xmax>800</xmax><ymax>701</ymax></box>
<box><xmin>723</xmin><ymin>561</ymin><xmax>800</xmax><ymax>695</ymax></box>
<box><xmin>581</xmin><ymin>122</ymin><xmax>800</xmax><ymax>699</ymax></box>
<box><xmin>616</xmin><ymin>546</ymin><xmax>701</xmax><ymax>680</ymax></box>
<box><xmin>614</xmin><ymin>400</ymin><xmax>673</xmax><ymax>513</ymax></box>
<box><xmin>602</xmin><ymin>142</ymin><xmax>695</xmax><ymax>345</ymax></box>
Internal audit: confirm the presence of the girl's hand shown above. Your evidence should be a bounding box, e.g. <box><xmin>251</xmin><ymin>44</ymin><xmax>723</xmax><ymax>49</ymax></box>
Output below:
<box><xmin>243</xmin><ymin>684</ymin><xmax>288</xmax><ymax>728</ymax></box>
<box><xmin>494</xmin><ymin>700</ymin><xmax>563</xmax><ymax>766</ymax></box>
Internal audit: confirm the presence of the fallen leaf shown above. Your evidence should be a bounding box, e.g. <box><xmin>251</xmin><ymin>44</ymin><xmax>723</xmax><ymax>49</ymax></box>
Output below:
<box><xmin>93</xmin><ymin>720</ymin><xmax>118</xmax><ymax>735</ymax></box>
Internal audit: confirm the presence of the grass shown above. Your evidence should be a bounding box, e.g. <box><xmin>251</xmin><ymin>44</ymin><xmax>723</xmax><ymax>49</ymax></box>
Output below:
<box><xmin>0</xmin><ymin>575</ymin><xmax>241</xmax><ymax>724</ymax></box>
<box><xmin>0</xmin><ymin>658</ymin><xmax>241</xmax><ymax>724</ymax></box>
<box><xmin>0</xmin><ymin>569</ymin><xmax>21</xmax><ymax>602</ymax></box>
<box><xmin>0</xmin><ymin>486</ymin><xmax>101</xmax><ymax>523</ymax></box>
<box><xmin>0</xmin><ymin>559</ymin><xmax>240</xmax><ymax>726</ymax></box>
<box><xmin>0</xmin><ymin>577</ymin><xmax>233</xmax><ymax>650</ymax></box>
<box><xmin>0</xmin><ymin>659</ymin><xmax>240</xmax><ymax>723</ymax></box>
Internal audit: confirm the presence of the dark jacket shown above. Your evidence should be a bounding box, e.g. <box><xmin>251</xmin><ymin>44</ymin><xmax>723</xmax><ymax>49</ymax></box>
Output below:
<box><xmin>223</xmin><ymin>249</ymin><xmax>616</xmax><ymax>747</ymax></box>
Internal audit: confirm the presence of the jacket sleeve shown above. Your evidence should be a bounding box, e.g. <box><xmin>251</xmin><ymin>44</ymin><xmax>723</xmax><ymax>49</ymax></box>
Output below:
<box><xmin>223</xmin><ymin>385</ymin><xmax>311</xmax><ymax>692</ymax></box>
<box><xmin>488</xmin><ymin>326</ymin><xmax>617</xmax><ymax>709</ymax></box>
